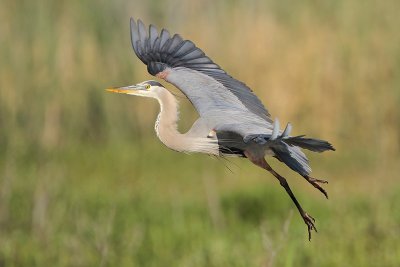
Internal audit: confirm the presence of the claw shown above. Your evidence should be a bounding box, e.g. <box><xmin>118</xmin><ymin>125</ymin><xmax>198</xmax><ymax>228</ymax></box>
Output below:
<box><xmin>304</xmin><ymin>176</ymin><xmax>329</xmax><ymax>199</ymax></box>
<box><xmin>312</xmin><ymin>177</ymin><xmax>328</xmax><ymax>184</ymax></box>
<box><xmin>303</xmin><ymin>212</ymin><xmax>317</xmax><ymax>241</ymax></box>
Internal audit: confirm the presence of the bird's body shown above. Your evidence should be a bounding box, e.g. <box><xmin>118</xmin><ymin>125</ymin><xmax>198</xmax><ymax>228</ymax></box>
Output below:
<box><xmin>107</xmin><ymin>18</ymin><xmax>335</xmax><ymax>240</ymax></box>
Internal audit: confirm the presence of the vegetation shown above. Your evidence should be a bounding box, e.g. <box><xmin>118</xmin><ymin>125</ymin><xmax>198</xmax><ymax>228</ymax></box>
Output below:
<box><xmin>0</xmin><ymin>0</ymin><xmax>399</xmax><ymax>266</ymax></box>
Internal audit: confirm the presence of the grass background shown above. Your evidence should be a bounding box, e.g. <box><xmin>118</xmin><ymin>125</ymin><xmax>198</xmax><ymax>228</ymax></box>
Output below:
<box><xmin>1</xmin><ymin>0</ymin><xmax>400</xmax><ymax>266</ymax></box>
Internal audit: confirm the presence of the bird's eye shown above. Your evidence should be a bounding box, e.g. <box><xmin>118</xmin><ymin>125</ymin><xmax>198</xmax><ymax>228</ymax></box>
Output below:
<box><xmin>145</xmin><ymin>84</ymin><xmax>151</xmax><ymax>90</ymax></box>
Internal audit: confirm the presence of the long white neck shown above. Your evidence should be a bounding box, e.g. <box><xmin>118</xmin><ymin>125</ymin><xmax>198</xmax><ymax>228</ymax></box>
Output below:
<box><xmin>154</xmin><ymin>88</ymin><xmax>218</xmax><ymax>155</ymax></box>
<box><xmin>154</xmin><ymin>88</ymin><xmax>183</xmax><ymax>148</ymax></box>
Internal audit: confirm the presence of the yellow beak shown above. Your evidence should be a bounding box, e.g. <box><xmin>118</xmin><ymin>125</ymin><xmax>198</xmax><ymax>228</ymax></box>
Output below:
<box><xmin>105</xmin><ymin>88</ymin><xmax>132</xmax><ymax>94</ymax></box>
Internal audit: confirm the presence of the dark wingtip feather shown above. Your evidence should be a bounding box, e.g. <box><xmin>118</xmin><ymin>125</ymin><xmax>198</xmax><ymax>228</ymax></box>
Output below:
<box><xmin>159</xmin><ymin>28</ymin><xmax>171</xmax><ymax>48</ymax></box>
<box><xmin>137</xmin><ymin>19</ymin><xmax>147</xmax><ymax>45</ymax></box>
<box><xmin>149</xmin><ymin>24</ymin><xmax>159</xmax><ymax>46</ymax></box>
<box><xmin>130</xmin><ymin>18</ymin><xmax>138</xmax><ymax>47</ymax></box>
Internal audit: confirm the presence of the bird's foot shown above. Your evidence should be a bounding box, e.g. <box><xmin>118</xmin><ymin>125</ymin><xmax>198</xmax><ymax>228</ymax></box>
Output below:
<box><xmin>305</xmin><ymin>176</ymin><xmax>329</xmax><ymax>199</ymax></box>
<box><xmin>302</xmin><ymin>211</ymin><xmax>317</xmax><ymax>241</ymax></box>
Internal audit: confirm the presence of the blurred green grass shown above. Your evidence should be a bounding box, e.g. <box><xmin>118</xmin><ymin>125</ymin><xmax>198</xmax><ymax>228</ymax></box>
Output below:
<box><xmin>1</xmin><ymin>0</ymin><xmax>400</xmax><ymax>266</ymax></box>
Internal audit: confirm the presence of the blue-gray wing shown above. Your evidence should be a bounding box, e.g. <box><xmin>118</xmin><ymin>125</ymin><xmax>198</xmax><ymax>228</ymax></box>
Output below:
<box><xmin>130</xmin><ymin>18</ymin><xmax>271</xmax><ymax>122</ymax></box>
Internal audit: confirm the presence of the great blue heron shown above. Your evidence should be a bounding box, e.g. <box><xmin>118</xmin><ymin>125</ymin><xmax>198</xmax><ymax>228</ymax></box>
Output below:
<box><xmin>107</xmin><ymin>18</ymin><xmax>335</xmax><ymax>240</ymax></box>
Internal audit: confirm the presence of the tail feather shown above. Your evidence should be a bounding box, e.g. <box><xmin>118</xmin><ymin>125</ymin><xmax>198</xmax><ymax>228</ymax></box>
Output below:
<box><xmin>242</xmin><ymin>121</ymin><xmax>335</xmax><ymax>176</ymax></box>
<box><xmin>283</xmin><ymin>136</ymin><xmax>335</xmax><ymax>152</ymax></box>
<box><xmin>272</xmin><ymin>142</ymin><xmax>311</xmax><ymax>176</ymax></box>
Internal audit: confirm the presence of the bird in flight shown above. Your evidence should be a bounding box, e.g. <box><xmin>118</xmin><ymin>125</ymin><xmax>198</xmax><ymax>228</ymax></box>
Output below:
<box><xmin>107</xmin><ymin>18</ymin><xmax>335</xmax><ymax>240</ymax></box>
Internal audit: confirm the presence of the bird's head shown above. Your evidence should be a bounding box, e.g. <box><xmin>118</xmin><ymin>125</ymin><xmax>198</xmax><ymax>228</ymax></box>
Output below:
<box><xmin>106</xmin><ymin>80</ymin><xmax>165</xmax><ymax>98</ymax></box>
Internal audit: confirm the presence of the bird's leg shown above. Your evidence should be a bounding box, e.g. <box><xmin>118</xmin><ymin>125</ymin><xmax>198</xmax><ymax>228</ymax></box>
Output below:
<box><xmin>244</xmin><ymin>152</ymin><xmax>317</xmax><ymax>240</ymax></box>
<box><xmin>303</xmin><ymin>175</ymin><xmax>329</xmax><ymax>199</ymax></box>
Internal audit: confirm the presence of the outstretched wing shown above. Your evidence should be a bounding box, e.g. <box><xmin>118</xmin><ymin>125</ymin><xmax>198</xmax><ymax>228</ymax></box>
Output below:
<box><xmin>130</xmin><ymin>18</ymin><xmax>271</xmax><ymax>122</ymax></box>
